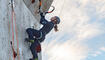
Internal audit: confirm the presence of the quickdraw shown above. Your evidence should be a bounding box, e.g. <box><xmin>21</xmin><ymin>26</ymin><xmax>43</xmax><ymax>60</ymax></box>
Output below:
<box><xmin>10</xmin><ymin>41</ymin><xmax>17</xmax><ymax>58</ymax></box>
<box><xmin>38</xmin><ymin>0</ymin><xmax>42</xmax><ymax>13</ymax></box>
<box><xmin>38</xmin><ymin>0</ymin><xmax>55</xmax><ymax>14</ymax></box>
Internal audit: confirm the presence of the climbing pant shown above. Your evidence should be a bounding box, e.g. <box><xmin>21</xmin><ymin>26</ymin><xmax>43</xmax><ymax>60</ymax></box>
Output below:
<box><xmin>30</xmin><ymin>40</ymin><xmax>41</xmax><ymax>59</ymax></box>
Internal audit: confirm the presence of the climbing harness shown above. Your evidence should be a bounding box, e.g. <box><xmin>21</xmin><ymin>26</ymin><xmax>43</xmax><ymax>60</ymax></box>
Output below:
<box><xmin>10</xmin><ymin>0</ymin><xmax>20</xmax><ymax>60</ymax></box>
<box><xmin>38</xmin><ymin>0</ymin><xmax>55</xmax><ymax>14</ymax></box>
<box><xmin>36</xmin><ymin>32</ymin><xmax>43</xmax><ymax>39</ymax></box>
<box><xmin>11</xmin><ymin>0</ymin><xmax>15</xmax><ymax>60</ymax></box>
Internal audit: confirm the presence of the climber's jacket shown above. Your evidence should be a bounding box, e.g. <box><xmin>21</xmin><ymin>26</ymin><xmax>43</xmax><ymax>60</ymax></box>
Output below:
<box><xmin>40</xmin><ymin>12</ymin><xmax>54</xmax><ymax>35</ymax></box>
<box><xmin>26</xmin><ymin>12</ymin><xmax>55</xmax><ymax>43</ymax></box>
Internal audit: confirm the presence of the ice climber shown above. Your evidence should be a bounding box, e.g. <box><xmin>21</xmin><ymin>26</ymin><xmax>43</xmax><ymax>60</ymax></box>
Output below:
<box><xmin>25</xmin><ymin>12</ymin><xmax>60</xmax><ymax>60</ymax></box>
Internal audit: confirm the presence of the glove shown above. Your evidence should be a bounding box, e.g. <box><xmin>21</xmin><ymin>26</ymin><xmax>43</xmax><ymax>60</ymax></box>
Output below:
<box><xmin>40</xmin><ymin>12</ymin><xmax>44</xmax><ymax>16</ymax></box>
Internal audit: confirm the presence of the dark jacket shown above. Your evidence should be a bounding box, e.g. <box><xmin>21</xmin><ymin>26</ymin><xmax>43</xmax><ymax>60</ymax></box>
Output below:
<box><xmin>40</xmin><ymin>13</ymin><xmax>55</xmax><ymax>35</ymax></box>
<box><xmin>34</xmin><ymin>13</ymin><xmax>54</xmax><ymax>43</ymax></box>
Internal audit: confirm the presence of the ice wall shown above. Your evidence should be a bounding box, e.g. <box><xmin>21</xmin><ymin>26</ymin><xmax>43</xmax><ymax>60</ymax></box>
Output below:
<box><xmin>0</xmin><ymin>0</ymin><xmax>53</xmax><ymax>60</ymax></box>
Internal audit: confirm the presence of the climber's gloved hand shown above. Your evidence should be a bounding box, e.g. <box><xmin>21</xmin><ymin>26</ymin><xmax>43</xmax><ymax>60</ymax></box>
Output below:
<box><xmin>40</xmin><ymin>12</ymin><xmax>43</xmax><ymax>16</ymax></box>
<box><xmin>40</xmin><ymin>12</ymin><xmax>45</xmax><ymax>17</ymax></box>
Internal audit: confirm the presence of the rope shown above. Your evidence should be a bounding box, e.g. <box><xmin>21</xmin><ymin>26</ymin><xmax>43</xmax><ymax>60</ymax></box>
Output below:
<box><xmin>11</xmin><ymin>6</ymin><xmax>15</xmax><ymax>60</ymax></box>
<box><xmin>14</xmin><ymin>12</ymin><xmax>20</xmax><ymax>60</ymax></box>
<box><xmin>11</xmin><ymin>0</ymin><xmax>20</xmax><ymax>60</ymax></box>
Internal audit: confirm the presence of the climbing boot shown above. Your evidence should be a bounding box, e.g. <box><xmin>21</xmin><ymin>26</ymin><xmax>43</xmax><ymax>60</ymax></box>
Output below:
<box><xmin>34</xmin><ymin>58</ymin><xmax>38</xmax><ymax>60</ymax></box>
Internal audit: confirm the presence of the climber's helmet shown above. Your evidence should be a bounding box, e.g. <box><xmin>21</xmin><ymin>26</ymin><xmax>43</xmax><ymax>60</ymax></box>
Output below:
<box><xmin>51</xmin><ymin>16</ymin><xmax>60</xmax><ymax>24</ymax></box>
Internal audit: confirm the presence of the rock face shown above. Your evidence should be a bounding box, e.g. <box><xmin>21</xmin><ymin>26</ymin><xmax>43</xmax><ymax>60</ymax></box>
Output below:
<box><xmin>0</xmin><ymin>0</ymin><xmax>53</xmax><ymax>60</ymax></box>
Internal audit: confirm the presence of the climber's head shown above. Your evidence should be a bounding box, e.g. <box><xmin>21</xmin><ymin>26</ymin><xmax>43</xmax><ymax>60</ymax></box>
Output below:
<box><xmin>51</xmin><ymin>16</ymin><xmax>60</xmax><ymax>32</ymax></box>
<box><xmin>51</xmin><ymin>16</ymin><xmax>60</xmax><ymax>24</ymax></box>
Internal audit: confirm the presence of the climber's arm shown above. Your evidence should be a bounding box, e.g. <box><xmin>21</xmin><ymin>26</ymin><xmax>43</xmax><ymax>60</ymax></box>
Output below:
<box><xmin>40</xmin><ymin>13</ymin><xmax>48</xmax><ymax>25</ymax></box>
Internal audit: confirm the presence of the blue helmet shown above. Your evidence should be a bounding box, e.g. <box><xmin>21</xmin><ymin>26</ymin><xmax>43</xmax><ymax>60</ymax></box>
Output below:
<box><xmin>55</xmin><ymin>16</ymin><xmax>60</xmax><ymax>24</ymax></box>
